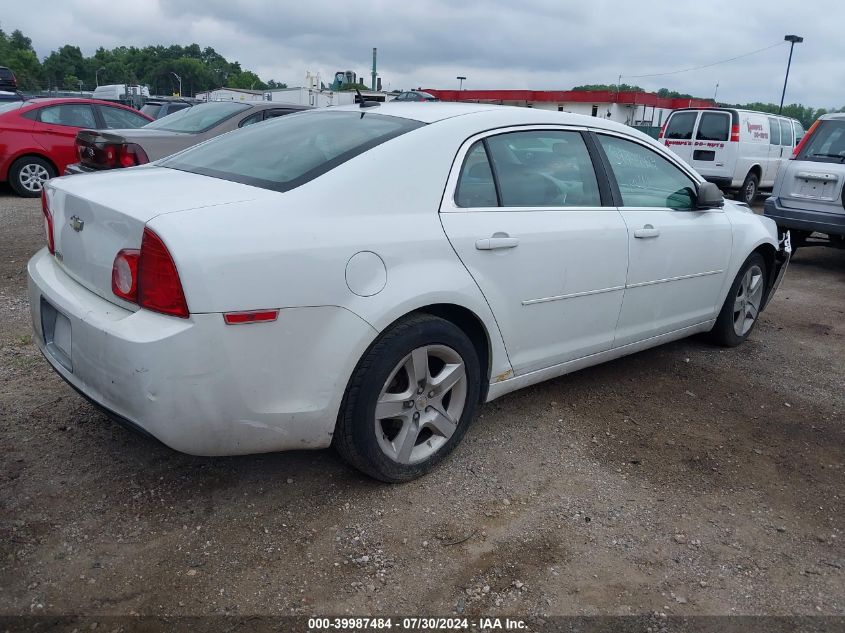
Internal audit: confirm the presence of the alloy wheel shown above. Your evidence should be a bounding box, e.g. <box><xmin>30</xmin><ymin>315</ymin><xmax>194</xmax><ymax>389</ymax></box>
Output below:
<box><xmin>733</xmin><ymin>264</ymin><xmax>764</xmax><ymax>336</ymax></box>
<box><xmin>374</xmin><ymin>344</ymin><xmax>467</xmax><ymax>464</ymax></box>
<box><xmin>19</xmin><ymin>163</ymin><xmax>50</xmax><ymax>193</ymax></box>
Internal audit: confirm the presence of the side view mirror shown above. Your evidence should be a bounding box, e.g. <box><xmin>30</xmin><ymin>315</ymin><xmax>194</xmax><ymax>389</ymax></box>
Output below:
<box><xmin>696</xmin><ymin>181</ymin><xmax>724</xmax><ymax>209</ymax></box>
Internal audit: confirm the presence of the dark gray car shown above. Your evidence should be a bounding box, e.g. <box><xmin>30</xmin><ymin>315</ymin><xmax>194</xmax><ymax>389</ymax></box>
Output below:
<box><xmin>65</xmin><ymin>101</ymin><xmax>311</xmax><ymax>174</ymax></box>
<box><xmin>764</xmin><ymin>112</ymin><xmax>845</xmax><ymax>250</ymax></box>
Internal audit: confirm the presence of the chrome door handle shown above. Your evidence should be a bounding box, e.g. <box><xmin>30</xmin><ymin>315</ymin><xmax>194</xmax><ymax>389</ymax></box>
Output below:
<box><xmin>634</xmin><ymin>225</ymin><xmax>660</xmax><ymax>239</ymax></box>
<box><xmin>475</xmin><ymin>236</ymin><xmax>519</xmax><ymax>250</ymax></box>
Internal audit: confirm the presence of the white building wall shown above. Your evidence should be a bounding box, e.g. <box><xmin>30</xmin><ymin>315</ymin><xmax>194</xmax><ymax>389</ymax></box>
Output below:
<box><xmin>195</xmin><ymin>89</ymin><xmax>266</xmax><ymax>102</ymax></box>
<box><xmin>266</xmin><ymin>88</ymin><xmax>355</xmax><ymax>107</ymax></box>
<box><xmin>497</xmin><ymin>100</ymin><xmax>671</xmax><ymax>127</ymax></box>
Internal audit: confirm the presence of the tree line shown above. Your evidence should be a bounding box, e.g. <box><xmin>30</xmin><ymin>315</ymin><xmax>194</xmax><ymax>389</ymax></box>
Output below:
<box><xmin>0</xmin><ymin>24</ymin><xmax>285</xmax><ymax>96</ymax></box>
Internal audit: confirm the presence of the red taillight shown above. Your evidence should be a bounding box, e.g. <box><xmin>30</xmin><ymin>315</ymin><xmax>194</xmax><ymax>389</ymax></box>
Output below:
<box><xmin>137</xmin><ymin>228</ymin><xmax>189</xmax><ymax>318</ymax></box>
<box><xmin>112</xmin><ymin>228</ymin><xmax>188</xmax><ymax>318</ymax></box>
<box><xmin>118</xmin><ymin>143</ymin><xmax>149</xmax><ymax>167</ymax></box>
<box><xmin>111</xmin><ymin>249</ymin><xmax>140</xmax><ymax>301</ymax></box>
<box><xmin>792</xmin><ymin>120</ymin><xmax>819</xmax><ymax>159</ymax></box>
<box><xmin>223</xmin><ymin>310</ymin><xmax>280</xmax><ymax>325</ymax></box>
<box><xmin>41</xmin><ymin>190</ymin><xmax>54</xmax><ymax>254</ymax></box>
<box><xmin>730</xmin><ymin>124</ymin><xmax>740</xmax><ymax>142</ymax></box>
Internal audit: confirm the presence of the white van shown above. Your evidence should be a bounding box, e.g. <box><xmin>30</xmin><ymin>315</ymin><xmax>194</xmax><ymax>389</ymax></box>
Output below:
<box><xmin>92</xmin><ymin>84</ymin><xmax>150</xmax><ymax>102</ymax></box>
<box><xmin>659</xmin><ymin>108</ymin><xmax>804</xmax><ymax>204</ymax></box>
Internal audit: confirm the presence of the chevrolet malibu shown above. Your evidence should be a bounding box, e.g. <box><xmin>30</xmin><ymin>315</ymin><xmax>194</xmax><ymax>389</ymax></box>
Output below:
<box><xmin>28</xmin><ymin>103</ymin><xmax>790</xmax><ymax>482</ymax></box>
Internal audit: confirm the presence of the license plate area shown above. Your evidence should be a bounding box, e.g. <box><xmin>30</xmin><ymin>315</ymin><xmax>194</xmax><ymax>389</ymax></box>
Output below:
<box><xmin>40</xmin><ymin>297</ymin><xmax>73</xmax><ymax>372</ymax></box>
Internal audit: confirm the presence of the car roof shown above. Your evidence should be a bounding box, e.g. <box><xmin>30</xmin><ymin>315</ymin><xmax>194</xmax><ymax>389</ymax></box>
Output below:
<box><xmin>325</xmin><ymin>101</ymin><xmax>645</xmax><ymax>135</ymax></box>
<box><xmin>820</xmin><ymin>112</ymin><xmax>845</xmax><ymax>121</ymax></box>
<box><xmin>19</xmin><ymin>97</ymin><xmax>140</xmax><ymax>109</ymax></box>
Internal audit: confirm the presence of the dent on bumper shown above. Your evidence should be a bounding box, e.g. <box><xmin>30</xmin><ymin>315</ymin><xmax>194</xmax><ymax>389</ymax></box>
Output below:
<box><xmin>28</xmin><ymin>248</ymin><xmax>377</xmax><ymax>456</ymax></box>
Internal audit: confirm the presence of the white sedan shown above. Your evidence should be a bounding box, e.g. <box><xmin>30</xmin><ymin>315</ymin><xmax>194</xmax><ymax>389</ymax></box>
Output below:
<box><xmin>28</xmin><ymin>103</ymin><xmax>790</xmax><ymax>481</ymax></box>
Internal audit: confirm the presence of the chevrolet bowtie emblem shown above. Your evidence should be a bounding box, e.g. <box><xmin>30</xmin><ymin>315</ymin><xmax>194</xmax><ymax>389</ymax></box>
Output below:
<box><xmin>70</xmin><ymin>216</ymin><xmax>84</xmax><ymax>232</ymax></box>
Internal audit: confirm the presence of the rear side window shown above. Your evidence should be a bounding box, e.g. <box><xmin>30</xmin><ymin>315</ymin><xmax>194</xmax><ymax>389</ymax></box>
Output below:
<box><xmin>696</xmin><ymin>113</ymin><xmax>730</xmax><ymax>141</ymax></box>
<box><xmin>768</xmin><ymin>118</ymin><xmax>781</xmax><ymax>145</ymax></box>
<box><xmin>797</xmin><ymin>120</ymin><xmax>845</xmax><ymax>162</ymax></box>
<box><xmin>99</xmin><ymin>105</ymin><xmax>150</xmax><ymax>129</ymax></box>
<box><xmin>598</xmin><ymin>134</ymin><xmax>696</xmax><ymax>209</ymax></box>
<box><xmin>162</xmin><ymin>111</ymin><xmax>423</xmax><ymax>193</ymax></box>
<box><xmin>38</xmin><ymin>104</ymin><xmax>96</xmax><ymax>128</ymax></box>
<box><xmin>665</xmin><ymin>112</ymin><xmax>697</xmax><ymax>140</ymax></box>
<box><xmin>140</xmin><ymin>103</ymin><xmax>162</xmax><ymax>118</ymax></box>
<box><xmin>485</xmin><ymin>130</ymin><xmax>601</xmax><ymax>207</ymax></box>
<box><xmin>455</xmin><ymin>142</ymin><xmax>497</xmax><ymax>207</ymax></box>
<box><xmin>793</xmin><ymin>121</ymin><xmax>805</xmax><ymax>145</ymax></box>
<box><xmin>779</xmin><ymin>119</ymin><xmax>793</xmax><ymax>146</ymax></box>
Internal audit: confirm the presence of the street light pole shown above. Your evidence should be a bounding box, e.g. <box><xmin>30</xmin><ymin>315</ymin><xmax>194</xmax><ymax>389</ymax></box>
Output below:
<box><xmin>457</xmin><ymin>76</ymin><xmax>466</xmax><ymax>90</ymax></box>
<box><xmin>779</xmin><ymin>34</ymin><xmax>803</xmax><ymax>114</ymax></box>
<box><xmin>170</xmin><ymin>71</ymin><xmax>182</xmax><ymax>97</ymax></box>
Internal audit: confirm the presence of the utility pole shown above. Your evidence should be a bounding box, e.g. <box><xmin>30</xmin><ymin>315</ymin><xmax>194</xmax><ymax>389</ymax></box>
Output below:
<box><xmin>779</xmin><ymin>35</ymin><xmax>803</xmax><ymax>114</ymax></box>
<box><xmin>96</xmin><ymin>67</ymin><xmax>105</xmax><ymax>87</ymax></box>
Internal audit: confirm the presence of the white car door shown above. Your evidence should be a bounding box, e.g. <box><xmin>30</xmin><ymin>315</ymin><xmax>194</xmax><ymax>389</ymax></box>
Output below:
<box><xmin>594</xmin><ymin>132</ymin><xmax>733</xmax><ymax>347</ymax></box>
<box><xmin>440</xmin><ymin>128</ymin><xmax>629</xmax><ymax>376</ymax></box>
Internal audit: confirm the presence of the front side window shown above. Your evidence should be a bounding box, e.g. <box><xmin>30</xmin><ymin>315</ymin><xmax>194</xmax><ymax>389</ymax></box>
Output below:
<box><xmin>665</xmin><ymin>112</ymin><xmax>697</xmax><ymax>140</ymax></box>
<box><xmin>696</xmin><ymin>113</ymin><xmax>730</xmax><ymax>141</ymax></box>
<box><xmin>485</xmin><ymin>131</ymin><xmax>601</xmax><ymax>207</ymax></box>
<box><xmin>38</xmin><ymin>104</ymin><xmax>96</xmax><ymax>128</ymax></box>
<box><xmin>100</xmin><ymin>105</ymin><xmax>150</xmax><ymax>129</ymax></box>
<box><xmin>768</xmin><ymin>118</ymin><xmax>781</xmax><ymax>145</ymax></box>
<box><xmin>162</xmin><ymin>111</ymin><xmax>423</xmax><ymax>193</ymax></box>
<box><xmin>146</xmin><ymin>101</ymin><xmax>251</xmax><ymax>133</ymax></box>
<box><xmin>598</xmin><ymin>134</ymin><xmax>697</xmax><ymax>209</ymax></box>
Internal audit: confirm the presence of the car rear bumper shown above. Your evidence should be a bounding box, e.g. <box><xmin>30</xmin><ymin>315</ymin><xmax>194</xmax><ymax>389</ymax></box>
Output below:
<box><xmin>763</xmin><ymin>196</ymin><xmax>845</xmax><ymax>237</ymax></box>
<box><xmin>762</xmin><ymin>230</ymin><xmax>792</xmax><ymax>311</ymax></box>
<box><xmin>63</xmin><ymin>163</ymin><xmax>97</xmax><ymax>176</ymax></box>
<box><xmin>28</xmin><ymin>248</ymin><xmax>377</xmax><ymax>456</ymax></box>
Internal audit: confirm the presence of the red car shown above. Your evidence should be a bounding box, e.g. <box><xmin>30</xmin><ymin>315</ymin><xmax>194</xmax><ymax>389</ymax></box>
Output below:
<box><xmin>0</xmin><ymin>97</ymin><xmax>152</xmax><ymax>197</ymax></box>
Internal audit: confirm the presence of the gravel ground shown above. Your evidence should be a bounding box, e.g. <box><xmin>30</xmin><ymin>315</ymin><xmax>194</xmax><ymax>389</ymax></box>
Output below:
<box><xmin>0</xmin><ymin>185</ymin><xmax>843</xmax><ymax>619</ymax></box>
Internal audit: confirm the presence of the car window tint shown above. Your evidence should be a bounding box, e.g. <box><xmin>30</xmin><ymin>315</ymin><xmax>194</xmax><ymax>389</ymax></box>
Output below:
<box><xmin>39</xmin><ymin>104</ymin><xmax>96</xmax><ymax>128</ymax></box>
<box><xmin>768</xmin><ymin>118</ymin><xmax>781</xmax><ymax>145</ymax></box>
<box><xmin>455</xmin><ymin>141</ymin><xmax>497</xmax><ymax>208</ymax></box>
<box><xmin>598</xmin><ymin>134</ymin><xmax>696</xmax><ymax>209</ymax></box>
<box><xmin>162</xmin><ymin>111</ymin><xmax>423</xmax><ymax>193</ymax></box>
<box><xmin>665</xmin><ymin>112</ymin><xmax>697</xmax><ymax>140</ymax></box>
<box><xmin>484</xmin><ymin>131</ymin><xmax>601</xmax><ymax>207</ymax></box>
<box><xmin>696</xmin><ymin>113</ymin><xmax>729</xmax><ymax>141</ymax></box>
<box><xmin>793</xmin><ymin>121</ymin><xmax>804</xmax><ymax>145</ymax></box>
<box><xmin>779</xmin><ymin>119</ymin><xmax>793</xmax><ymax>146</ymax></box>
<box><xmin>100</xmin><ymin>105</ymin><xmax>149</xmax><ymax>129</ymax></box>
<box><xmin>265</xmin><ymin>109</ymin><xmax>293</xmax><ymax>119</ymax></box>
<box><xmin>238</xmin><ymin>112</ymin><xmax>264</xmax><ymax>127</ymax></box>
<box><xmin>140</xmin><ymin>103</ymin><xmax>162</xmax><ymax>118</ymax></box>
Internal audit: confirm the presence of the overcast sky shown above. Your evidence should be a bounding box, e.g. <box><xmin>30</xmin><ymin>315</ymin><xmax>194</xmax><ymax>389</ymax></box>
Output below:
<box><xmin>4</xmin><ymin>0</ymin><xmax>843</xmax><ymax>107</ymax></box>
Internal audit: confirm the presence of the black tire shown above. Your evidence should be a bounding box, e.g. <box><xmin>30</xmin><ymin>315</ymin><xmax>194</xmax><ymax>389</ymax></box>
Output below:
<box><xmin>709</xmin><ymin>252</ymin><xmax>767</xmax><ymax>347</ymax></box>
<box><xmin>9</xmin><ymin>156</ymin><xmax>56</xmax><ymax>197</ymax></box>
<box><xmin>737</xmin><ymin>172</ymin><xmax>759</xmax><ymax>205</ymax></box>
<box><xmin>333</xmin><ymin>314</ymin><xmax>481</xmax><ymax>482</ymax></box>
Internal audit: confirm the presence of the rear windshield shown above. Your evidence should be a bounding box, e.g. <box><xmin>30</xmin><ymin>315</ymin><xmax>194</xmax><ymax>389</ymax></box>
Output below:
<box><xmin>665</xmin><ymin>112</ymin><xmax>697</xmax><ymax>140</ymax></box>
<box><xmin>140</xmin><ymin>103</ymin><xmax>162</xmax><ymax>118</ymax></box>
<box><xmin>146</xmin><ymin>101</ymin><xmax>250</xmax><ymax>133</ymax></box>
<box><xmin>162</xmin><ymin>111</ymin><xmax>424</xmax><ymax>192</ymax></box>
<box><xmin>798</xmin><ymin>120</ymin><xmax>845</xmax><ymax>163</ymax></box>
<box><xmin>0</xmin><ymin>68</ymin><xmax>13</xmax><ymax>79</ymax></box>
<box><xmin>696</xmin><ymin>112</ymin><xmax>730</xmax><ymax>141</ymax></box>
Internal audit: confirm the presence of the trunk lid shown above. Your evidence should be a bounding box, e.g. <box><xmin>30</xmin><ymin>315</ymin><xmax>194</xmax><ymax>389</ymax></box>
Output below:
<box><xmin>47</xmin><ymin>167</ymin><xmax>260</xmax><ymax>305</ymax></box>
<box><xmin>76</xmin><ymin>128</ymin><xmax>190</xmax><ymax>169</ymax></box>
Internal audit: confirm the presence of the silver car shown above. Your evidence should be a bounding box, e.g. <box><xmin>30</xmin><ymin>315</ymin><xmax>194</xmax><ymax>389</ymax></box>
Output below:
<box><xmin>65</xmin><ymin>101</ymin><xmax>311</xmax><ymax>175</ymax></box>
<box><xmin>764</xmin><ymin>112</ymin><xmax>845</xmax><ymax>250</ymax></box>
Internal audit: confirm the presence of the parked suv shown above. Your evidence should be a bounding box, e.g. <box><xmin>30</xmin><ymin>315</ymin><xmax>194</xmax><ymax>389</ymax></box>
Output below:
<box><xmin>0</xmin><ymin>66</ymin><xmax>17</xmax><ymax>92</ymax></box>
<box><xmin>660</xmin><ymin>108</ymin><xmax>803</xmax><ymax>204</ymax></box>
<box><xmin>764</xmin><ymin>113</ymin><xmax>845</xmax><ymax>249</ymax></box>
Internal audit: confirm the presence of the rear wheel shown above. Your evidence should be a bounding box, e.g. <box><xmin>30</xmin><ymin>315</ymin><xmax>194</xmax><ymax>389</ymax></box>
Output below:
<box><xmin>9</xmin><ymin>156</ymin><xmax>56</xmax><ymax>197</ymax></box>
<box><xmin>709</xmin><ymin>253</ymin><xmax>767</xmax><ymax>347</ymax></box>
<box><xmin>333</xmin><ymin>314</ymin><xmax>481</xmax><ymax>482</ymax></box>
<box><xmin>737</xmin><ymin>171</ymin><xmax>759</xmax><ymax>205</ymax></box>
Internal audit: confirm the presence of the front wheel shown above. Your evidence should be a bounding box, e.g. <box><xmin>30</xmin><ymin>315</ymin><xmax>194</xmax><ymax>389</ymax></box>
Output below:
<box><xmin>333</xmin><ymin>314</ymin><xmax>481</xmax><ymax>482</ymax></box>
<box><xmin>737</xmin><ymin>172</ymin><xmax>759</xmax><ymax>205</ymax></box>
<box><xmin>9</xmin><ymin>156</ymin><xmax>56</xmax><ymax>197</ymax></box>
<box><xmin>708</xmin><ymin>253</ymin><xmax>767</xmax><ymax>347</ymax></box>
